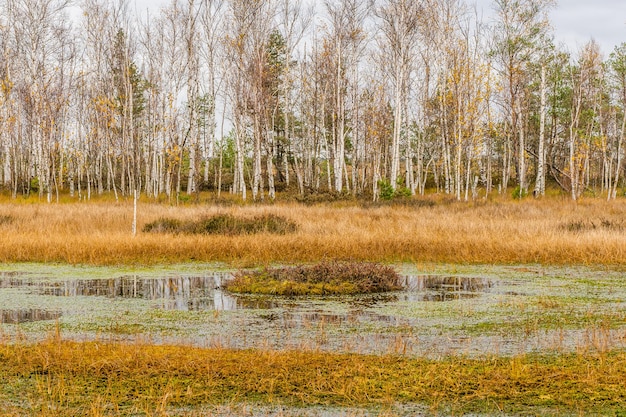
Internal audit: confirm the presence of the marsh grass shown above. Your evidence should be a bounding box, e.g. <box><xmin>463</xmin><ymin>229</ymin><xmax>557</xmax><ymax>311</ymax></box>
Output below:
<box><xmin>1</xmin><ymin>197</ymin><xmax>626</xmax><ymax>265</ymax></box>
<box><xmin>225</xmin><ymin>262</ymin><xmax>402</xmax><ymax>296</ymax></box>
<box><xmin>0</xmin><ymin>337</ymin><xmax>625</xmax><ymax>416</ymax></box>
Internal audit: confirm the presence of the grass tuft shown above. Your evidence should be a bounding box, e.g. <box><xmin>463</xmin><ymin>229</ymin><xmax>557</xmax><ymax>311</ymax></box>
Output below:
<box><xmin>224</xmin><ymin>261</ymin><xmax>402</xmax><ymax>295</ymax></box>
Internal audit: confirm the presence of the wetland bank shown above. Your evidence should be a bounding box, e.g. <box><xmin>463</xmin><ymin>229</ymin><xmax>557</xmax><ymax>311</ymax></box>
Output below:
<box><xmin>1</xmin><ymin>199</ymin><xmax>626</xmax><ymax>416</ymax></box>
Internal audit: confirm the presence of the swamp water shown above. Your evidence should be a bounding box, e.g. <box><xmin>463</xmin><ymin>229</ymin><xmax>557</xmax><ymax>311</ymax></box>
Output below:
<box><xmin>1</xmin><ymin>264</ymin><xmax>624</xmax><ymax>358</ymax></box>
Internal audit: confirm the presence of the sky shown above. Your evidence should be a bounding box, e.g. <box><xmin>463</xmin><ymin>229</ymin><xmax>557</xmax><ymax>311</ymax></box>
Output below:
<box><xmin>474</xmin><ymin>0</ymin><xmax>626</xmax><ymax>56</ymax></box>
<box><xmin>132</xmin><ymin>0</ymin><xmax>626</xmax><ymax>57</ymax></box>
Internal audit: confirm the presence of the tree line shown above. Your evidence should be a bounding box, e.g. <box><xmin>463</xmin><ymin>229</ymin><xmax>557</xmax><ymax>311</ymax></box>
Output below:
<box><xmin>1</xmin><ymin>0</ymin><xmax>625</xmax><ymax>202</ymax></box>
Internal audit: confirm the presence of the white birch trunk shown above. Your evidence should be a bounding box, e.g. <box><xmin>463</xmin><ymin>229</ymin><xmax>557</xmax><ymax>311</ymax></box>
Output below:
<box><xmin>611</xmin><ymin>114</ymin><xmax>626</xmax><ymax>199</ymax></box>
<box><xmin>534</xmin><ymin>64</ymin><xmax>546</xmax><ymax>197</ymax></box>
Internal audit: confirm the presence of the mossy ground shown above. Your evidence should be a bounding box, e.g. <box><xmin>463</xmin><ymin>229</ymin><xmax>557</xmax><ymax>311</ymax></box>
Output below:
<box><xmin>0</xmin><ymin>337</ymin><xmax>625</xmax><ymax>416</ymax></box>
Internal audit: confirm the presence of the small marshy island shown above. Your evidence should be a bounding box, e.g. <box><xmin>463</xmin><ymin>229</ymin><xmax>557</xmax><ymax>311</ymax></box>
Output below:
<box><xmin>224</xmin><ymin>261</ymin><xmax>403</xmax><ymax>295</ymax></box>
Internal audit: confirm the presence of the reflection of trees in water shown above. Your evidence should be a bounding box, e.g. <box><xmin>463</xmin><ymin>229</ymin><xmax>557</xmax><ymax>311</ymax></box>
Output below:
<box><xmin>0</xmin><ymin>273</ymin><xmax>495</xmax><ymax>317</ymax></box>
<box><xmin>0</xmin><ymin>309</ymin><xmax>61</xmax><ymax>324</ymax></box>
<box><xmin>0</xmin><ymin>272</ymin><xmax>241</xmax><ymax>311</ymax></box>
<box><xmin>401</xmin><ymin>275</ymin><xmax>493</xmax><ymax>302</ymax></box>
<box><xmin>0</xmin><ymin>273</ymin><xmax>36</xmax><ymax>289</ymax></box>
<box><xmin>213</xmin><ymin>287</ymin><xmax>238</xmax><ymax>311</ymax></box>
<box><xmin>279</xmin><ymin>311</ymin><xmax>399</xmax><ymax>328</ymax></box>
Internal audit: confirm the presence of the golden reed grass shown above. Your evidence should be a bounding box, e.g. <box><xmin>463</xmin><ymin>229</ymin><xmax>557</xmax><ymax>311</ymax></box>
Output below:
<box><xmin>1</xmin><ymin>196</ymin><xmax>626</xmax><ymax>265</ymax></box>
<box><xmin>0</xmin><ymin>337</ymin><xmax>624</xmax><ymax>415</ymax></box>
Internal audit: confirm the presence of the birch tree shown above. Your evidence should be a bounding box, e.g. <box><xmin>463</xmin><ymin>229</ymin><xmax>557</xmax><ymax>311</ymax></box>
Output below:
<box><xmin>198</xmin><ymin>0</ymin><xmax>225</xmax><ymax>189</ymax></box>
<box><xmin>275</xmin><ymin>0</ymin><xmax>313</xmax><ymax>194</ymax></box>
<box><xmin>323</xmin><ymin>0</ymin><xmax>372</xmax><ymax>193</ymax></box>
<box><xmin>491</xmin><ymin>0</ymin><xmax>554</xmax><ymax>195</ymax></box>
<box><xmin>224</xmin><ymin>0</ymin><xmax>278</xmax><ymax>200</ymax></box>
<box><xmin>4</xmin><ymin>0</ymin><xmax>75</xmax><ymax>201</ymax></box>
<box><xmin>607</xmin><ymin>43</ymin><xmax>626</xmax><ymax>200</ymax></box>
<box><xmin>567</xmin><ymin>41</ymin><xmax>603</xmax><ymax>200</ymax></box>
<box><xmin>376</xmin><ymin>0</ymin><xmax>421</xmax><ymax>191</ymax></box>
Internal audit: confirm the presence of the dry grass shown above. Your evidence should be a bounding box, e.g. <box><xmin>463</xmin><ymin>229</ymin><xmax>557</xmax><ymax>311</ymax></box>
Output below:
<box><xmin>0</xmin><ymin>336</ymin><xmax>625</xmax><ymax>415</ymax></box>
<box><xmin>1</xmin><ymin>196</ymin><xmax>626</xmax><ymax>265</ymax></box>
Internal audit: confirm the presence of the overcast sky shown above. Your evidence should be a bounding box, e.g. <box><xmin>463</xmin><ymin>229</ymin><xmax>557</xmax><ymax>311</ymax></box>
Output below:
<box><xmin>474</xmin><ymin>0</ymin><xmax>626</xmax><ymax>56</ymax></box>
<box><xmin>133</xmin><ymin>0</ymin><xmax>626</xmax><ymax>57</ymax></box>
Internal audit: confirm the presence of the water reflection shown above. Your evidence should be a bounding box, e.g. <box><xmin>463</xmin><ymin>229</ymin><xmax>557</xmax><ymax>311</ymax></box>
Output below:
<box><xmin>0</xmin><ymin>273</ymin><xmax>246</xmax><ymax>312</ymax></box>
<box><xmin>0</xmin><ymin>309</ymin><xmax>61</xmax><ymax>324</ymax></box>
<box><xmin>280</xmin><ymin>310</ymin><xmax>400</xmax><ymax>327</ymax></box>
<box><xmin>0</xmin><ymin>273</ymin><xmax>496</xmax><ymax>308</ymax></box>
<box><xmin>0</xmin><ymin>272</ymin><xmax>496</xmax><ymax>319</ymax></box>
<box><xmin>401</xmin><ymin>275</ymin><xmax>493</xmax><ymax>301</ymax></box>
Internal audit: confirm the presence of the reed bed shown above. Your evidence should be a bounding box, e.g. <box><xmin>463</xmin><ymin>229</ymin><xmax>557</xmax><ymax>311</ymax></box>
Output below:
<box><xmin>0</xmin><ymin>337</ymin><xmax>624</xmax><ymax>415</ymax></box>
<box><xmin>1</xmin><ymin>197</ymin><xmax>626</xmax><ymax>265</ymax></box>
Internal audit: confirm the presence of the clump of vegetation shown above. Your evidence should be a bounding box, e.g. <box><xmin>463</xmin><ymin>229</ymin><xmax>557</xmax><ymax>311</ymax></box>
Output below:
<box><xmin>0</xmin><ymin>215</ymin><xmax>13</xmax><ymax>226</ymax></box>
<box><xmin>143</xmin><ymin>213</ymin><xmax>298</xmax><ymax>235</ymax></box>
<box><xmin>360</xmin><ymin>198</ymin><xmax>437</xmax><ymax>209</ymax></box>
<box><xmin>293</xmin><ymin>189</ymin><xmax>355</xmax><ymax>205</ymax></box>
<box><xmin>561</xmin><ymin>218</ymin><xmax>624</xmax><ymax>233</ymax></box>
<box><xmin>224</xmin><ymin>261</ymin><xmax>402</xmax><ymax>296</ymax></box>
<box><xmin>377</xmin><ymin>179</ymin><xmax>412</xmax><ymax>201</ymax></box>
<box><xmin>141</xmin><ymin>217</ymin><xmax>182</xmax><ymax>233</ymax></box>
<box><xmin>191</xmin><ymin>214</ymin><xmax>297</xmax><ymax>235</ymax></box>
<box><xmin>511</xmin><ymin>186</ymin><xmax>528</xmax><ymax>199</ymax></box>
